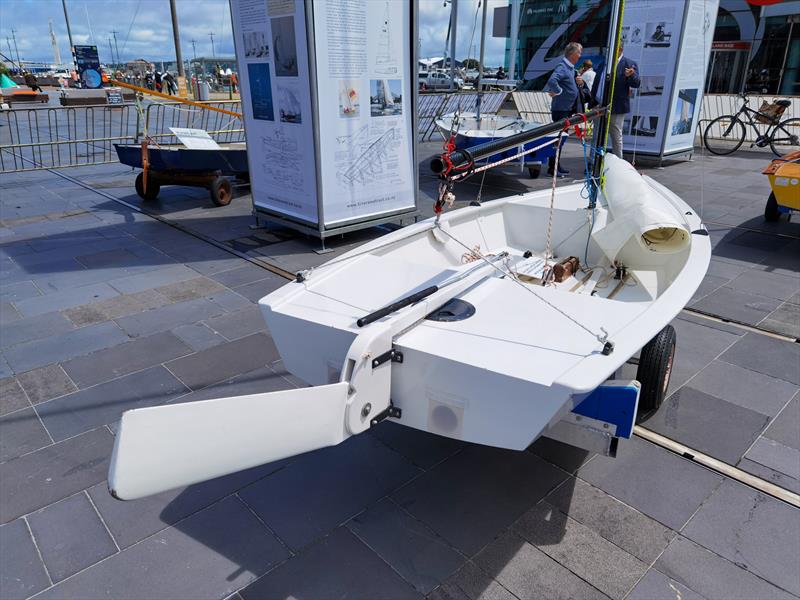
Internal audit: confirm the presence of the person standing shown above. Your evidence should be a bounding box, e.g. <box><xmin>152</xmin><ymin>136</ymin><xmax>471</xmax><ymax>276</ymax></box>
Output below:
<box><xmin>591</xmin><ymin>42</ymin><xmax>640</xmax><ymax>158</ymax></box>
<box><xmin>543</xmin><ymin>42</ymin><xmax>585</xmax><ymax>177</ymax></box>
<box><xmin>23</xmin><ymin>71</ymin><xmax>42</xmax><ymax>92</ymax></box>
<box><xmin>579</xmin><ymin>60</ymin><xmax>595</xmax><ymax>94</ymax></box>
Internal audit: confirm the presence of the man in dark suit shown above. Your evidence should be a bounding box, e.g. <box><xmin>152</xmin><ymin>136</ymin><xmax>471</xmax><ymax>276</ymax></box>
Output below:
<box><xmin>591</xmin><ymin>42</ymin><xmax>640</xmax><ymax>158</ymax></box>
<box><xmin>543</xmin><ymin>42</ymin><xmax>585</xmax><ymax>176</ymax></box>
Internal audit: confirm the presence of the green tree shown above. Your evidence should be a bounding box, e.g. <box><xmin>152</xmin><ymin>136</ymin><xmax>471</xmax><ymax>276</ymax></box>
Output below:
<box><xmin>462</xmin><ymin>58</ymin><xmax>481</xmax><ymax>70</ymax></box>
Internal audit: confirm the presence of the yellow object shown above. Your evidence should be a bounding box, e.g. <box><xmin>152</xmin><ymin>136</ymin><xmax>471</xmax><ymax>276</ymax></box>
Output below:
<box><xmin>109</xmin><ymin>80</ymin><xmax>241</xmax><ymax>118</ymax></box>
<box><xmin>763</xmin><ymin>151</ymin><xmax>800</xmax><ymax>210</ymax></box>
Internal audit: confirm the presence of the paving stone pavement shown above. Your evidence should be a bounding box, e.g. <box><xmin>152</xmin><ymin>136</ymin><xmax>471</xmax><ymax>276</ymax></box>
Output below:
<box><xmin>1</xmin><ymin>149</ymin><xmax>798</xmax><ymax>600</ymax></box>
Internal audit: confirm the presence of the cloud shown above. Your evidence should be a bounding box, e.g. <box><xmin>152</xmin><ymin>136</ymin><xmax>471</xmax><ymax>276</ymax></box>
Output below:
<box><xmin>1</xmin><ymin>0</ymin><xmax>507</xmax><ymax>67</ymax></box>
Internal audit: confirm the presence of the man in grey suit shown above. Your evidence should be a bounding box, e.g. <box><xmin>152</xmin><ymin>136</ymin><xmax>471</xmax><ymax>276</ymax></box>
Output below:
<box><xmin>543</xmin><ymin>42</ymin><xmax>585</xmax><ymax>176</ymax></box>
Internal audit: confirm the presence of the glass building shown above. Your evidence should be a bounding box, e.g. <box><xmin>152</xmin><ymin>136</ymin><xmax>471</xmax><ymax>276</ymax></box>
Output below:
<box><xmin>503</xmin><ymin>0</ymin><xmax>800</xmax><ymax>96</ymax></box>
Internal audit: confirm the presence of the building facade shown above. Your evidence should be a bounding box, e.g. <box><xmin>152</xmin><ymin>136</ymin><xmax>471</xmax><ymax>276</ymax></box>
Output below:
<box><xmin>503</xmin><ymin>0</ymin><xmax>800</xmax><ymax>96</ymax></box>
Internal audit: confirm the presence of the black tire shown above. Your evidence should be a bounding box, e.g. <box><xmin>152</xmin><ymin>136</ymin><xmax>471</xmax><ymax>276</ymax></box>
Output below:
<box><xmin>210</xmin><ymin>177</ymin><xmax>233</xmax><ymax>206</ymax></box>
<box><xmin>636</xmin><ymin>325</ymin><xmax>676</xmax><ymax>423</ymax></box>
<box><xmin>765</xmin><ymin>192</ymin><xmax>781</xmax><ymax>222</ymax></box>
<box><xmin>769</xmin><ymin>118</ymin><xmax>800</xmax><ymax>156</ymax></box>
<box><xmin>528</xmin><ymin>165</ymin><xmax>541</xmax><ymax>179</ymax></box>
<box><xmin>134</xmin><ymin>172</ymin><xmax>160</xmax><ymax>201</ymax></box>
<box><xmin>703</xmin><ymin>115</ymin><xmax>746</xmax><ymax>156</ymax></box>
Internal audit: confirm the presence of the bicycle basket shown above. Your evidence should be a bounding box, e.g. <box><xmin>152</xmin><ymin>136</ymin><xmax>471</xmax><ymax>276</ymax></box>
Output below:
<box><xmin>756</xmin><ymin>100</ymin><xmax>788</xmax><ymax>125</ymax></box>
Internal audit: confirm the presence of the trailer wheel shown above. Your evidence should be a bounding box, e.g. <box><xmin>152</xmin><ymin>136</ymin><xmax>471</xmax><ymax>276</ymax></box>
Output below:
<box><xmin>210</xmin><ymin>177</ymin><xmax>233</xmax><ymax>207</ymax></box>
<box><xmin>636</xmin><ymin>325</ymin><xmax>676</xmax><ymax>423</ymax></box>
<box><xmin>135</xmin><ymin>172</ymin><xmax>160</xmax><ymax>201</ymax></box>
<box><xmin>765</xmin><ymin>192</ymin><xmax>781</xmax><ymax>222</ymax></box>
<box><xmin>528</xmin><ymin>165</ymin><xmax>541</xmax><ymax>179</ymax></box>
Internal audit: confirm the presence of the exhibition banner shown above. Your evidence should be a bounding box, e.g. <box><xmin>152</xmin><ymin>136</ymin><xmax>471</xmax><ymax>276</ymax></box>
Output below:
<box><xmin>74</xmin><ymin>45</ymin><xmax>102</xmax><ymax>89</ymax></box>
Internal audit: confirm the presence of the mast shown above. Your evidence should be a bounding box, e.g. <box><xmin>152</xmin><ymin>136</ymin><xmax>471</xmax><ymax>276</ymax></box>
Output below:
<box><xmin>448</xmin><ymin>0</ymin><xmax>458</xmax><ymax>91</ymax></box>
<box><xmin>590</xmin><ymin>0</ymin><xmax>626</xmax><ymax>206</ymax></box>
<box><xmin>169</xmin><ymin>0</ymin><xmax>186</xmax><ymax>79</ymax></box>
<box><xmin>61</xmin><ymin>0</ymin><xmax>78</xmax><ymax>75</ymax></box>
<box><xmin>49</xmin><ymin>20</ymin><xmax>62</xmax><ymax>66</ymax></box>
<box><xmin>475</xmin><ymin>0</ymin><xmax>488</xmax><ymax>120</ymax></box>
<box><xmin>508</xmin><ymin>0</ymin><xmax>520</xmax><ymax>81</ymax></box>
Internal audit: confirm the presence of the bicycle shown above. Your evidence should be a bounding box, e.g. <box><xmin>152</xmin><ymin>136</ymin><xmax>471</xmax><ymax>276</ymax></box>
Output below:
<box><xmin>702</xmin><ymin>94</ymin><xmax>799</xmax><ymax>157</ymax></box>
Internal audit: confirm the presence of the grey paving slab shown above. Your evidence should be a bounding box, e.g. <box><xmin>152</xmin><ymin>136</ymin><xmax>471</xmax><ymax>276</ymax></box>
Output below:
<box><xmin>761</xmin><ymin>300</ymin><xmax>800</xmax><ymax>339</ymax></box>
<box><xmin>62</xmin><ymin>288</ymin><xmax>170</xmax><ymax>327</ymax></box>
<box><xmin>369</xmin><ymin>421</ymin><xmax>464</xmax><ymax>470</ymax></box>
<box><xmin>0</xmin><ymin>427</ymin><xmax>113</xmax><ymax>524</ymax></box>
<box><xmin>727</xmin><ymin>268</ymin><xmax>800</xmax><ymax>302</ymax></box>
<box><xmin>348</xmin><ymin>498</ymin><xmax>465</xmax><ymax>594</ymax></box>
<box><xmin>165</xmin><ymin>332</ymin><xmax>278</xmax><ymax>390</ymax></box>
<box><xmin>16</xmin><ymin>364</ymin><xmax>77</xmax><ymax>405</ymax></box>
<box><xmin>667</xmin><ymin>317</ymin><xmax>742</xmax><ymax>395</ymax></box>
<box><xmin>171</xmin><ymin>322</ymin><xmax>228</xmax><ymax>351</ymax></box>
<box><xmin>704</xmin><ymin>258</ymin><xmax>751</xmax><ymax>280</ymax></box>
<box><xmin>0</xmin><ymin>311</ymin><xmax>75</xmax><ymax>350</ymax></box>
<box><xmin>241</xmin><ymin>526</ymin><xmax>421</xmax><ymax>600</ymax></box>
<box><xmin>0</xmin><ymin>518</ymin><xmax>51</xmax><ymax>600</ymax></box>
<box><xmin>627</xmin><ymin>569</ymin><xmax>706</xmax><ymax>600</ymax></box>
<box><xmin>744</xmin><ymin>436</ymin><xmax>800</xmax><ymax>480</ymax></box>
<box><xmin>3</xmin><ymin>321</ymin><xmax>129</xmax><ymax>374</ymax></box>
<box><xmin>13</xmin><ymin>282</ymin><xmax>121</xmax><ymax>318</ymax></box>
<box><xmin>37</xmin><ymin>496</ymin><xmax>288</xmax><ymax>600</ymax></box>
<box><xmin>61</xmin><ymin>330</ymin><xmax>192</xmax><ymax>389</ymax></box>
<box><xmin>473</xmin><ymin>530</ymin><xmax>608</xmax><ymax>600</ymax></box>
<box><xmin>114</xmin><ymin>296</ymin><xmax>225</xmax><ymax>338</ymax></box>
<box><xmin>690</xmin><ymin>274</ymin><xmax>727</xmax><ymax>303</ymax></box>
<box><xmin>171</xmin><ymin>364</ymin><xmax>298</xmax><ymax>405</ymax></box>
<box><xmin>74</xmin><ymin>247</ymin><xmax>141</xmax><ymax>269</ymax></box>
<box><xmin>513</xmin><ymin>500</ymin><xmax>646</xmax><ymax>599</ymax></box>
<box><xmin>155</xmin><ymin>276</ymin><xmax>226</xmax><ymax>303</ymax></box>
<box><xmin>655</xmin><ymin>535</ymin><xmax>796</xmax><ymax>600</ymax></box>
<box><xmin>764</xmin><ymin>393</ymin><xmax>799</xmax><ymax>450</ymax></box>
<box><xmin>648</xmin><ymin>387</ymin><xmax>769</xmax><ymax>464</ymax></box>
<box><xmin>428</xmin><ymin>561</ymin><xmax>517</xmax><ymax>600</ymax></box>
<box><xmin>728</xmin><ymin>230</ymin><xmax>795</xmax><ymax>253</ymax></box>
<box><xmin>232</xmin><ymin>275</ymin><xmax>286</xmax><ymax>303</ymax></box>
<box><xmin>27</xmin><ymin>492</ymin><xmax>116</xmax><ymax>583</ymax></box>
<box><xmin>0</xmin><ymin>377</ymin><xmax>30</xmax><ymax>416</ymax></box>
<box><xmin>88</xmin><ymin>458</ymin><xmax>287</xmax><ymax>550</ymax></box>
<box><xmin>0</xmin><ymin>353</ymin><xmax>11</xmax><ymax>380</ymax></box>
<box><xmin>0</xmin><ymin>407</ymin><xmax>52</xmax><ymax>462</ymax></box>
<box><xmin>240</xmin><ymin>433</ymin><xmax>420</xmax><ymax>551</ymax></box>
<box><xmin>736</xmin><ymin>457</ymin><xmax>800</xmax><ymax>494</ymax></box>
<box><xmin>0</xmin><ymin>280</ymin><xmax>41</xmax><ymax>302</ymax></box>
<box><xmin>393</xmin><ymin>445</ymin><xmax>568</xmax><ymax>557</ymax></box>
<box><xmin>577</xmin><ymin>437</ymin><xmax>723</xmax><ymax>530</ymax></box>
<box><xmin>206</xmin><ymin>288</ymin><xmax>253</xmax><ymax>312</ymax></box>
<box><xmin>107</xmin><ymin>263</ymin><xmax>200</xmax><ymax>294</ymax></box>
<box><xmin>545</xmin><ymin>477</ymin><xmax>674</xmax><ymax>564</ymax></box>
<box><xmin>0</xmin><ymin>301</ymin><xmax>21</xmax><ymax>324</ymax></box>
<box><xmin>686</xmin><ymin>359</ymin><xmax>798</xmax><ymax>417</ymax></box>
<box><xmin>210</xmin><ymin>264</ymin><xmax>275</xmax><ymax>288</ymax></box>
<box><xmin>526</xmin><ymin>436</ymin><xmax>593</xmax><ymax>474</ymax></box>
<box><xmin>720</xmin><ymin>332</ymin><xmax>800</xmax><ymax>385</ymax></box>
<box><xmin>36</xmin><ymin>365</ymin><xmax>188</xmax><ymax>442</ymax></box>
<box><xmin>204</xmin><ymin>305</ymin><xmax>267</xmax><ymax>341</ymax></box>
<box><xmin>691</xmin><ymin>286</ymin><xmax>782</xmax><ymax>326</ymax></box>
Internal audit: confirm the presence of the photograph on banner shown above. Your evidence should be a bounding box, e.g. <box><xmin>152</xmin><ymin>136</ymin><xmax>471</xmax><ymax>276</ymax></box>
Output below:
<box><xmin>248</xmin><ymin>63</ymin><xmax>275</xmax><ymax>120</ymax></box>
<box><xmin>272</xmin><ymin>16</ymin><xmax>298</xmax><ymax>76</ymax></box>
<box><xmin>278</xmin><ymin>84</ymin><xmax>302</xmax><ymax>123</ymax></box>
<box><xmin>631</xmin><ymin>115</ymin><xmax>659</xmax><ymax>137</ymax></box>
<box><xmin>644</xmin><ymin>22</ymin><xmax>673</xmax><ymax>48</ymax></box>
<box><xmin>338</xmin><ymin>80</ymin><xmax>360</xmax><ymax>118</ymax></box>
<box><xmin>671</xmin><ymin>88</ymin><xmax>698</xmax><ymax>136</ymax></box>
<box><xmin>244</xmin><ymin>30</ymin><xmax>270</xmax><ymax>60</ymax></box>
<box><xmin>267</xmin><ymin>0</ymin><xmax>294</xmax><ymax>16</ymax></box>
<box><xmin>636</xmin><ymin>76</ymin><xmax>665</xmax><ymax>97</ymax></box>
<box><xmin>370</xmin><ymin>80</ymin><xmax>402</xmax><ymax>117</ymax></box>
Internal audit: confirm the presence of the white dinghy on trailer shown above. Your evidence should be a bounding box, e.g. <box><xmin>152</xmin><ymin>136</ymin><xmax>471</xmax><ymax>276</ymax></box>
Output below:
<box><xmin>107</xmin><ymin>1</ymin><xmax>710</xmax><ymax>501</ymax></box>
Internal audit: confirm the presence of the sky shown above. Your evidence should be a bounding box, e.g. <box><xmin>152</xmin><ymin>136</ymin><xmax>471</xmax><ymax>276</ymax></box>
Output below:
<box><xmin>0</xmin><ymin>0</ymin><xmax>509</xmax><ymax>68</ymax></box>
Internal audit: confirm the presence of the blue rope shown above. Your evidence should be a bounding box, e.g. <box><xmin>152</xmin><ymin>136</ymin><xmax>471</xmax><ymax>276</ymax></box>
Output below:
<box><xmin>580</xmin><ymin>137</ymin><xmax>603</xmax><ymax>265</ymax></box>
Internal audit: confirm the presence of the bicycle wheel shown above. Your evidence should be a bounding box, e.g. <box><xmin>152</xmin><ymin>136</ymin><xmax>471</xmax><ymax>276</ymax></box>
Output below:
<box><xmin>770</xmin><ymin>118</ymin><xmax>800</xmax><ymax>156</ymax></box>
<box><xmin>703</xmin><ymin>115</ymin><xmax>746</xmax><ymax>155</ymax></box>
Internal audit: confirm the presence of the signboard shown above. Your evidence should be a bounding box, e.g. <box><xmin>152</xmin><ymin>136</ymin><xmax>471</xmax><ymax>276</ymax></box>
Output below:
<box><xmin>105</xmin><ymin>88</ymin><xmax>124</xmax><ymax>105</ymax></box>
<box><xmin>618</xmin><ymin>0</ymin><xmax>718</xmax><ymax>156</ymax></box>
<box><xmin>168</xmin><ymin>127</ymin><xmax>222</xmax><ymax>149</ymax></box>
<box><xmin>74</xmin><ymin>45</ymin><xmax>102</xmax><ymax>89</ymax></box>
<box><xmin>176</xmin><ymin>75</ymin><xmax>188</xmax><ymax>98</ymax></box>
<box><xmin>230</xmin><ymin>0</ymin><xmax>417</xmax><ymax>234</ymax></box>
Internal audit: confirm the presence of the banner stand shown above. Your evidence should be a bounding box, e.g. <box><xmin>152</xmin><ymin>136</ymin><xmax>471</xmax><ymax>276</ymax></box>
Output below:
<box><xmin>231</xmin><ymin>0</ymin><xmax>419</xmax><ymax>244</ymax></box>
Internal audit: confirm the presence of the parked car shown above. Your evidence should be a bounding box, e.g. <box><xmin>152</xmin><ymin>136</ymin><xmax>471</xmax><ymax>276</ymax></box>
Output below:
<box><xmin>419</xmin><ymin>71</ymin><xmax>463</xmax><ymax>91</ymax></box>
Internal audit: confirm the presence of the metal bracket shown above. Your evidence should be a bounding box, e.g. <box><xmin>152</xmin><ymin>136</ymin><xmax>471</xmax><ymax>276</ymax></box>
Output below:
<box><xmin>370</xmin><ymin>403</ymin><xmax>402</xmax><ymax>427</ymax></box>
<box><xmin>371</xmin><ymin>349</ymin><xmax>403</xmax><ymax>369</ymax></box>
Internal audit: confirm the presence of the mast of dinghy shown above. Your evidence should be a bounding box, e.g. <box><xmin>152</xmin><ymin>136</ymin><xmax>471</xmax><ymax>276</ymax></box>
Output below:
<box><xmin>590</xmin><ymin>0</ymin><xmax>626</xmax><ymax>207</ymax></box>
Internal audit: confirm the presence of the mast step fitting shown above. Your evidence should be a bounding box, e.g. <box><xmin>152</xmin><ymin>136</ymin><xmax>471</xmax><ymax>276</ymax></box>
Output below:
<box><xmin>370</xmin><ymin>403</ymin><xmax>402</xmax><ymax>427</ymax></box>
<box><xmin>371</xmin><ymin>349</ymin><xmax>403</xmax><ymax>369</ymax></box>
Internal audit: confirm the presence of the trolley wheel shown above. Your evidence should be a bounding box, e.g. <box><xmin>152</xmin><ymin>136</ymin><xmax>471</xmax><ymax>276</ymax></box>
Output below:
<box><xmin>135</xmin><ymin>172</ymin><xmax>160</xmax><ymax>201</ymax></box>
<box><xmin>635</xmin><ymin>325</ymin><xmax>676</xmax><ymax>423</ymax></box>
<box><xmin>765</xmin><ymin>192</ymin><xmax>781</xmax><ymax>222</ymax></box>
<box><xmin>528</xmin><ymin>165</ymin><xmax>541</xmax><ymax>179</ymax></box>
<box><xmin>210</xmin><ymin>177</ymin><xmax>233</xmax><ymax>207</ymax></box>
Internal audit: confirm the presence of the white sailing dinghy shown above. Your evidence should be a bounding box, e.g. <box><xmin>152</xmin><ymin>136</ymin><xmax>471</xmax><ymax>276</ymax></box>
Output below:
<box><xmin>108</xmin><ymin>146</ymin><xmax>710</xmax><ymax>500</ymax></box>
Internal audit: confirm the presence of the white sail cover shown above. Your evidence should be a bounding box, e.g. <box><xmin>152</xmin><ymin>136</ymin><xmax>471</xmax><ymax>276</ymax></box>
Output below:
<box><xmin>592</xmin><ymin>154</ymin><xmax>690</xmax><ymax>261</ymax></box>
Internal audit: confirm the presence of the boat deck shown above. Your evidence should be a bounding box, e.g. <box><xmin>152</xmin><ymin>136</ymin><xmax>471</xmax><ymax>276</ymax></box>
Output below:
<box><xmin>0</xmin><ymin>144</ymin><xmax>797</xmax><ymax>600</ymax></box>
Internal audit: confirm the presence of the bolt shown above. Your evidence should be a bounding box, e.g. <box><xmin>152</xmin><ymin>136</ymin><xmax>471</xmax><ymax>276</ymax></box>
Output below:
<box><xmin>361</xmin><ymin>403</ymin><xmax>372</xmax><ymax>418</ymax></box>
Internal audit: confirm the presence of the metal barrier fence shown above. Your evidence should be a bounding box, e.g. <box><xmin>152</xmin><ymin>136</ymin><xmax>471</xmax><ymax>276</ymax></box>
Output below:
<box><xmin>0</xmin><ymin>100</ymin><xmax>244</xmax><ymax>173</ymax></box>
<box><xmin>418</xmin><ymin>91</ymin><xmax>508</xmax><ymax>141</ymax></box>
